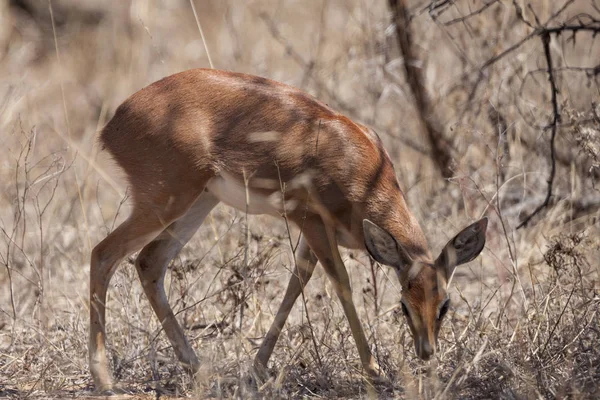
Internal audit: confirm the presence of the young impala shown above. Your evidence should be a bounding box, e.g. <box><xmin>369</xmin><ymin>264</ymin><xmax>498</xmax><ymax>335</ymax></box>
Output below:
<box><xmin>90</xmin><ymin>68</ymin><xmax>487</xmax><ymax>392</ymax></box>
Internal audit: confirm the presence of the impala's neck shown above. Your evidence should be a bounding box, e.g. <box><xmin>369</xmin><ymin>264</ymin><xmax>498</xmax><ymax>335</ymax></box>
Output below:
<box><xmin>365</xmin><ymin>183</ymin><xmax>432</xmax><ymax>264</ymax></box>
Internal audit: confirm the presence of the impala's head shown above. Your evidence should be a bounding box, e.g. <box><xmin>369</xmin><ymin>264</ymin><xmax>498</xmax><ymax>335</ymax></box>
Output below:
<box><xmin>363</xmin><ymin>218</ymin><xmax>488</xmax><ymax>360</ymax></box>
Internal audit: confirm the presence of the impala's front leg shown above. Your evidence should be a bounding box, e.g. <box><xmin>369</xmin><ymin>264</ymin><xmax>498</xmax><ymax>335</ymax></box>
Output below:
<box><xmin>302</xmin><ymin>220</ymin><xmax>383</xmax><ymax>381</ymax></box>
<box><xmin>254</xmin><ymin>236</ymin><xmax>318</xmax><ymax>373</ymax></box>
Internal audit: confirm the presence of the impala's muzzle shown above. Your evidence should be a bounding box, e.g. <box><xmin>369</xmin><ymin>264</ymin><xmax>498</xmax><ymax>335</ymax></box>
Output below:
<box><xmin>415</xmin><ymin>337</ymin><xmax>435</xmax><ymax>360</ymax></box>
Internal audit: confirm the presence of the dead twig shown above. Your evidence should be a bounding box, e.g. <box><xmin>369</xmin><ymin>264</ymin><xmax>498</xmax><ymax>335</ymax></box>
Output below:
<box><xmin>442</xmin><ymin>0</ymin><xmax>500</xmax><ymax>26</ymax></box>
<box><xmin>388</xmin><ymin>0</ymin><xmax>454</xmax><ymax>178</ymax></box>
<box><xmin>516</xmin><ymin>31</ymin><xmax>560</xmax><ymax>229</ymax></box>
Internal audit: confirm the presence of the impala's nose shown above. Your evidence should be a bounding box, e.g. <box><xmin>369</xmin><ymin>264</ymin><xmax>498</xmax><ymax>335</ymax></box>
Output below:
<box><xmin>416</xmin><ymin>340</ymin><xmax>434</xmax><ymax>360</ymax></box>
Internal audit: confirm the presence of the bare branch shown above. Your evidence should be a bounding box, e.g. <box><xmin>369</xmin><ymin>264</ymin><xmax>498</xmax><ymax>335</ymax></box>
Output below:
<box><xmin>512</xmin><ymin>0</ymin><xmax>534</xmax><ymax>28</ymax></box>
<box><xmin>423</xmin><ymin>0</ymin><xmax>455</xmax><ymax>20</ymax></box>
<box><xmin>388</xmin><ymin>0</ymin><xmax>455</xmax><ymax>178</ymax></box>
<box><xmin>517</xmin><ymin>32</ymin><xmax>560</xmax><ymax>229</ymax></box>
<box><xmin>442</xmin><ymin>0</ymin><xmax>500</xmax><ymax>26</ymax></box>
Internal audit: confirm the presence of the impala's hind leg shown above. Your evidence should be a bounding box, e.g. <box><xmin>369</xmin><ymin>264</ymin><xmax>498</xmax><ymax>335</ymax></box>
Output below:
<box><xmin>134</xmin><ymin>192</ymin><xmax>219</xmax><ymax>373</ymax></box>
<box><xmin>89</xmin><ymin>190</ymin><xmax>204</xmax><ymax>393</ymax></box>
<box><xmin>253</xmin><ymin>236</ymin><xmax>317</xmax><ymax>373</ymax></box>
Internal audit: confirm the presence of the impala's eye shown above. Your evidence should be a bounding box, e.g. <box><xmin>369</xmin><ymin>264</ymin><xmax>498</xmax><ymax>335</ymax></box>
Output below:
<box><xmin>401</xmin><ymin>302</ymin><xmax>410</xmax><ymax>318</ymax></box>
<box><xmin>438</xmin><ymin>299</ymin><xmax>450</xmax><ymax>321</ymax></box>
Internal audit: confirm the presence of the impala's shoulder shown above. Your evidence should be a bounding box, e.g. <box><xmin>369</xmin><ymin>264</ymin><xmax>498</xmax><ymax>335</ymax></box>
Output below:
<box><xmin>356</xmin><ymin>122</ymin><xmax>385</xmax><ymax>146</ymax></box>
<box><xmin>344</xmin><ymin>120</ymin><xmax>391</xmax><ymax>163</ymax></box>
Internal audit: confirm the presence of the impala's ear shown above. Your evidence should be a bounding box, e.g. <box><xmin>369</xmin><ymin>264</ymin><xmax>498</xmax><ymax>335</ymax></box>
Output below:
<box><xmin>436</xmin><ymin>217</ymin><xmax>488</xmax><ymax>280</ymax></box>
<box><xmin>363</xmin><ymin>219</ymin><xmax>412</xmax><ymax>271</ymax></box>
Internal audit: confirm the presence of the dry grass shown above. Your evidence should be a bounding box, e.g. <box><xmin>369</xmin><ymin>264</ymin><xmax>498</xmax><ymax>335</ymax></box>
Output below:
<box><xmin>1</xmin><ymin>0</ymin><xmax>599</xmax><ymax>398</ymax></box>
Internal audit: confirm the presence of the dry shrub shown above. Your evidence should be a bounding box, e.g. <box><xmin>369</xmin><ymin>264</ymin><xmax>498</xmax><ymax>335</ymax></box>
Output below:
<box><xmin>568</xmin><ymin>104</ymin><xmax>600</xmax><ymax>174</ymax></box>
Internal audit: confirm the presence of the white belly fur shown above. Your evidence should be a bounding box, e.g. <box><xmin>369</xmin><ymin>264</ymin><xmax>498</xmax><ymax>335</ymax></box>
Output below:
<box><xmin>205</xmin><ymin>173</ymin><xmax>363</xmax><ymax>249</ymax></box>
<box><xmin>205</xmin><ymin>174</ymin><xmax>283</xmax><ymax>217</ymax></box>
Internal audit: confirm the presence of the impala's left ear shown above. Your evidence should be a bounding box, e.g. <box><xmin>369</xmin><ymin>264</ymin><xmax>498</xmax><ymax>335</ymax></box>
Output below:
<box><xmin>363</xmin><ymin>219</ymin><xmax>413</xmax><ymax>272</ymax></box>
<box><xmin>436</xmin><ymin>217</ymin><xmax>488</xmax><ymax>280</ymax></box>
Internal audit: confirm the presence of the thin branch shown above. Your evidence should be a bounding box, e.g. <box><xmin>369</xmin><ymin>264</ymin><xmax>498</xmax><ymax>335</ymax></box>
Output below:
<box><xmin>539</xmin><ymin>286</ymin><xmax>576</xmax><ymax>357</ymax></box>
<box><xmin>543</xmin><ymin>23</ymin><xmax>600</xmax><ymax>34</ymax></box>
<box><xmin>442</xmin><ymin>0</ymin><xmax>500</xmax><ymax>26</ymax></box>
<box><xmin>517</xmin><ymin>31</ymin><xmax>561</xmax><ymax>229</ymax></box>
<box><xmin>423</xmin><ymin>0</ymin><xmax>455</xmax><ymax>20</ymax></box>
<box><xmin>512</xmin><ymin>0</ymin><xmax>534</xmax><ymax>28</ymax></box>
<box><xmin>542</xmin><ymin>12</ymin><xmax>600</xmax><ymax>36</ymax></box>
<box><xmin>388</xmin><ymin>0</ymin><xmax>454</xmax><ymax>178</ymax></box>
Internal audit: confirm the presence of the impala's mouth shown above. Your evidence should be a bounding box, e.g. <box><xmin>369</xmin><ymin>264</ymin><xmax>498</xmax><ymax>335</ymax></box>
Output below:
<box><xmin>416</xmin><ymin>339</ymin><xmax>435</xmax><ymax>361</ymax></box>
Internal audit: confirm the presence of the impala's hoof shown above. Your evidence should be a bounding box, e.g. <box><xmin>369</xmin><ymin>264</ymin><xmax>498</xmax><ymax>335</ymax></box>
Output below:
<box><xmin>365</xmin><ymin>362</ymin><xmax>389</xmax><ymax>384</ymax></box>
<box><xmin>90</xmin><ymin>362</ymin><xmax>116</xmax><ymax>396</ymax></box>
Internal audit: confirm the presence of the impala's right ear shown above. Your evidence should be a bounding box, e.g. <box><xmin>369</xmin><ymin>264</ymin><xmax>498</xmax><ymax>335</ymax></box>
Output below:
<box><xmin>363</xmin><ymin>219</ymin><xmax>412</xmax><ymax>271</ymax></box>
<box><xmin>436</xmin><ymin>217</ymin><xmax>488</xmax><ymax>280</ymax></box>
